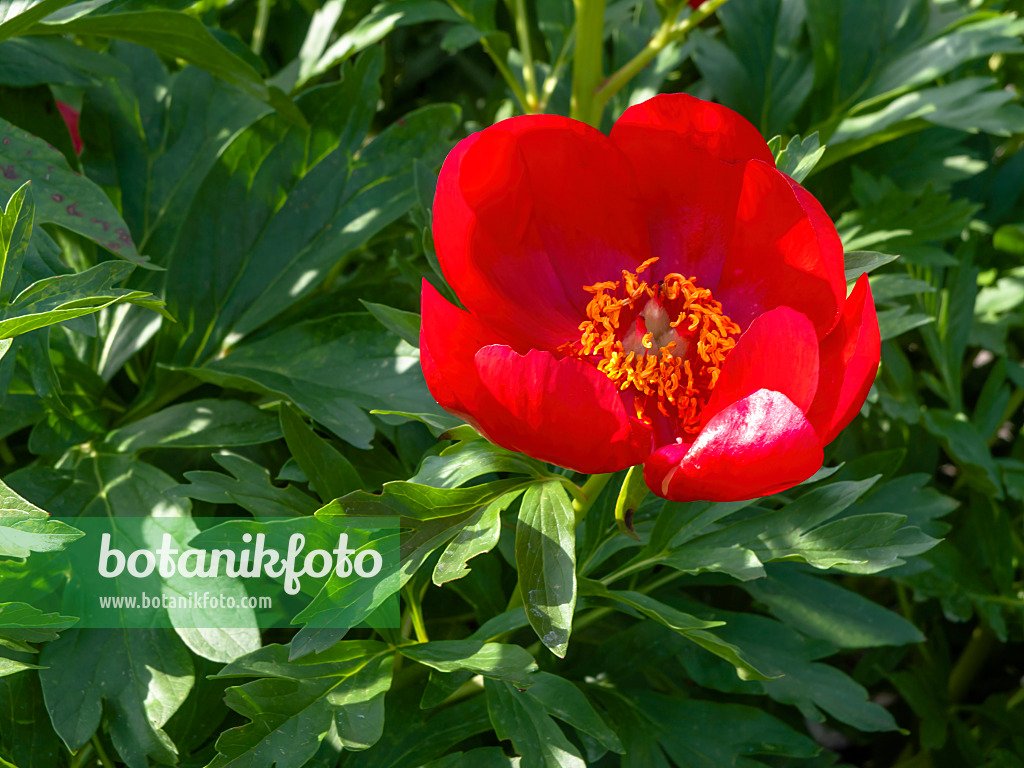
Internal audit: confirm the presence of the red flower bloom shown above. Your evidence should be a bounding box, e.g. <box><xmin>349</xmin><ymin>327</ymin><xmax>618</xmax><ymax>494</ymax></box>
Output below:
<box><xmin>56</xmin><ymin>101</ymin><xmax>82</xmax><ymax>155</ymax></box>
<box><xmin>420</xmin><ymin>95</ymin><xmax>879</xmax><ymax>502</ymax></box>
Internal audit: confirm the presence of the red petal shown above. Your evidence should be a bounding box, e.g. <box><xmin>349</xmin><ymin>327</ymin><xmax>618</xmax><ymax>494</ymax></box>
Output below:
<box><xmin>806</xmin><ymin>273</ymin><xmax>881</xmax><ymax>444</ymax></box>
<box><xmin>433</xmin><ymin>115</ymin><xmax>651</xmax><ymax>351</ymax></box>
<box><xmin>715</xmin><ymin>161</ymin><xmax>845</xmax><ymax>338</ymax></box>
<box><xmin>644</xmin><ymin>389</ymin><xmax>823</xmax><ymax>502</ymax></box>
<box><xmin>57</xmin><ymin>101</ymin><xmax>82</xmax><ymax>155</ymax></box>
<box><xmin>702</xmin><ymin>306</ymin><xmax>819</xmax><ymax>424</ymax></box>
<box><xmin>420</xmin><ymin>279</ymin><xmax>503</xmax><ymax>424</ymax></box>
<box><xmin>473</xmin><ymin>346</ymin><xmax>652</xmax><ymax>474</ymax></box>
<box><xmin>610</xmin><ymin>94</ymin><xmax>773</xmax><ymax>288</ymax></box>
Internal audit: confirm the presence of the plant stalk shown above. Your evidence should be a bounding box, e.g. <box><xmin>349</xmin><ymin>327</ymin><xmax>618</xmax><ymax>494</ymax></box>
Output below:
<box><xmin>570</xmin><ymin>0</ymin><xmax>606</xmax><ymax>125</ymax></box>
<box><xmin>588</xmin><ymin>0</ymin><xmax>731</xmax><ymax>125</ymax></box>
<box><xmin>947</xmin><ymin>623</ymin><xmax>997</xmax><ymax>703</ymax></box>
<box><xmin>572</xmin><ymin>472</ymin><xmax>613</xmax><ymax>526</ymax></box>
<box><xmin>252</xmin><ymin>0</ymin><xmax>271</xmax><ymax>55</ymax></box>
<box><xmin>513</xmin><ymin>0</ymin><xmax>540</xmax><ymax>111</ymax></box>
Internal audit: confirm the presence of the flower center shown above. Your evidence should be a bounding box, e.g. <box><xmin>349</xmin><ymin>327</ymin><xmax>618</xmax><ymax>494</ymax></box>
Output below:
<box><xmin>560</xmin><ymin>258</ymin><xmax>740</xmax><ymax>434</ymax></box>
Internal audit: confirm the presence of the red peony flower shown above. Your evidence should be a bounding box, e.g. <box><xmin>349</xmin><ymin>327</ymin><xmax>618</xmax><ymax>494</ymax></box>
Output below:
<box><xmin>56</xmin><ymin>101</ymin><xmax>82</xmax><ymax>154</ymax></box>
<box><xmin>420</xmin><ymin>94</ymin><xmax>880</xmax><ymax>502</ymax></box>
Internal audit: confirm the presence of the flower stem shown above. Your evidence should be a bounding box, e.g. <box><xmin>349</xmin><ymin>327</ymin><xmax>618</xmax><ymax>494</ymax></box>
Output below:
<box><xmin>513</xmin><ymin>0</ymin><xmax>540</xmax><ymax>111</ymax></box>
<box><xmin>572</xmin><ymin>472</ymin><xmax>613</xmax><ymax>526</ymax></box>
<box><xmin>404</xmin><ymin>585</ymin><xmax>430</xmax><ymax>643</ymax></box>
<box><xmin>91</xmin><ymin>735</ymin><xmax>115</xmax><ymax>768</ymax></box>
<box><xmin>445</xmin><ymin>0</ymin><xmax>531</xmax><ymax>113</ymax></box>
<box><xmin>538</xmin><ymin>27</ymin><xmax>576</xmax><ymax>112</ymax></box>
<box><xmin>947</xmin><ymin>623</ymin><xmax>997</xmax><ymax>703</ymax></box>
<box><xmin>70</xmin><ymin>744</ymin><xmax>94</xmax><ymax>768</ymax></box>
<box><xmin>570</xmin><ymin>0</ymin><xmax>606</xmax><ymax>125</ymax></box>
<box><xmin>485</xmin><ymin>39</ymin><xmax>533</xmax><ymax>113</ymax></box>
<box><xmin>251</xmin><ymin>0</ymin><xmax>271</xmax><ymax>55</ymax></box>
<box><xmin>588</xmin><ymin>0</ymin><xmax>731</xmax><ymax>125</ymax></box>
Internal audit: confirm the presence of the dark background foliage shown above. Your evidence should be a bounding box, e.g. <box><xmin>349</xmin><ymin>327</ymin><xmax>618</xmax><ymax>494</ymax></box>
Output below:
<box><xmin>0</xmin><ymin>1</ymin><xmax>1022</xmax><ymax>767</ymax></box>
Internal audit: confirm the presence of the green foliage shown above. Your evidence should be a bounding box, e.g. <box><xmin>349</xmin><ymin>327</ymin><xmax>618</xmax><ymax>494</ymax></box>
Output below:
<box><xmin>0</xmin><ymin>0</ymin><xmax>1021</xmax><ymax>767</ymax></box>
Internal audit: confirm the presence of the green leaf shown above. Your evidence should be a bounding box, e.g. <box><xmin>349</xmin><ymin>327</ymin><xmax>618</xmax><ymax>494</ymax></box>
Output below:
<box><xmin>922</xmin><ymin>409</ymin><xmax>1003</xmax><ymax>497</ymax></box>
<box><xmin>188</xmin><ymin>314</ymin><xmax>440</xmax><ymax>449</ymax></box>
<box><xmin>159</xmin><ymin>76</ymin><xmax>458</xmax><ymax>367</ymax></box>
<box><xmin>361</xmin><ymin>300</ymin><xmax>420</xmax><ymax>347</ymax></box>
<box><xmin>53</xmin><ymin>454</ymin><xmax>260</xmax><ymax>662</ymax></box>
<box><xmin>105</xmin><ymin>398</ymin><xmax>281</xmax><ymax>452</ymax></box>
<box><xmin>209</xmin><ymin>642</ymin><xmax>394</xmax><ymax>766</ymax></box>
<box><xmin>399</xmin><ymin>640</ymin><xmax>537</xmax><ymax>688</ymax></box>
<box><xmin>0</xmin><ymin>259</ymin><xmax>166</xmax><ymax>340</ymax></box>
<box><xmin>0</xmin><ymin>602</ymin><xmax>76</xmax><ymax>651</ymax></box>
<box><xmin>516</xmin><ymin>481</ymin><xmax>576</xmax><ymax>658</ymax></box>
<box><xmin>523</xmin><ymin>672</ymin><xmax>624</xmax><ymax>755</ymax></box>
<box><xmin>745</xmin><ymin>568</ymin><xmax>924</xmax><ymax>647</ymax></box>
<box><xmin>692</xmin><ymin>0</ymin><xmax>813</xmax><ymax>136</ymax></box>
<box><xmin>31</xmin><ymin>10</ymin><xmax>300</xmax><ymax>119</ymax></box>
<box><xmin>39</xmin><ymin>628</ymin><xmax>194</xmax><ymax>767</ymax></box>
<box><xmin>0</xmin><ymin>663</ymin><xmax>66</xmax><ymax>767</ymax></box>
<box><xmin>680</xmin><ymin>477</ymin><xmax>936</xmax><ymax>573</ymax></box>
<box><xmin>280</xmin><ymin>403</ymin><xmax>363</xmax><ymax>503</ymax></box>
<box><xmin>343</xmin><ymin>689</ymin><xmax>492</xmax><ymax>768</ymax></box>
<box><xmin>302</xmin><ymin>1</ymin><xmax>462</xmax><ymax>85</ymax></box>
<box><xmin>870</xmin><ymin>273</ymin><xmax>935</xmax><ymax>302</ymax></box>
<box><xmin>798</xmin><ymin>513</ymin><xmax>937</xmax><ymax>573</ymax></box>
<box><xmin>0</xmin><ymin>0</ymin><xmax>75</xmax><ymax>43</ymax></box>
<box><xmin>297</xmin><ymin>495</ymin><xmax>488</xmax><ymax>635</ymax></box>
<box><xmin>431</xmin><ymin>491</ymin><xmax>516</xmax><ymax>585</ymax></box>
<box><xmin>844</xmin><ymin>250</ymin><xmax>899</xmax><ymax>282</ymax></box>
<box><xmin>678</xmin><ymin>610</ymin><xmax>898</xmax><ymax>731</ymax></box>
<box><xmin>171</xmin><ymin>451</ymin><xmax>319</xmax><ymax>517</ymax></box>
<box><xmin>421</xmin><ymin>748</ymin><xmax>520</xmax><ymax>768</ymax></box>
<box><xmin>837</xmin><ymin>169</ymin><xmax>977</xmax><ymax>263</ymax></box>
<box><xmin>661</xmin><ymin>544</ymin><xmax>766</xmax><ymax>581</ymax></box>
<box><xmin>0</xmin><ymin>181</ymin><xmax>32</xmax><ymax>304</ymax></box>
<box><xmin>993</xmin><ymin>223</ymin><xmax>1024</xmax><ymax>255</ymax></box>
<box><xmin>634</xmin><ymin>691</ymin><xmax>821</xmax><ymax>763</ymax></box>
<box><xmin>0</xmin><ymin>477</ymin><xmax>82</xmax><ymax>557</ymax></box>
<box><xmin>863</xmin><ymin>14</ymin><xmax>1024</xmax><ymax>103</ymax></box>
<box><xmin>833</xmin><ymin>78</ymin><xmax>1024</xmax><ymax>147</ymax></box>
<box><xmin>485</xmin><ymin>678</ymin><xmax>586</xmax><ymax>767</ymax></box>
<box><xmin>582</xmin><ymin>581</ymin><xmax>774</xmax><ymax>681</ymax></box>
<box><xmin>769</xmin><ymin>132</ymin><xmax>826</xmax><ymax>183</ymax></box>
<box><xmin>331</xmin><ymin>478</ymin><xmax>527</xmax><ymax>522</ymax></box>
<box><xmin>877</xmin><ymin>305</ymin><xmax>934</xmax><ymax>341</ymax></box>
<box><xmin>0</xmin><ymin>657</ymin><xmax>38</xmax><ymax>677</ymax></box>
<box><xmin>411</xmin><ymin>438</ymin><xmax>542</xmax><ymax>489</ymax></box>
<box><xmin>0</xmin><ymin>118</ymin><xmax>147</xmax><ymax>263</ymax></box>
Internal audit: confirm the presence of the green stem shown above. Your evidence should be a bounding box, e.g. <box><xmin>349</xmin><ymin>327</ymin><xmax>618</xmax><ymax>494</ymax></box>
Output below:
<box><xmin>513</xmin><ymin>0</ymin><xmax>540</xmax><ymax>111</ymax></box>
<box><xmin>588</xmin><ymin>0</ymin><xmax>731</xmax><ymax>126</ymax></box>
<box><xmin>444</xmin><ymin>1</ymin><xmax>530</xmax><ymax>112</ymax></box>
<box><xmin>91</xmin><ymin>735</ymin><xmax>115</xmax><ymax>768</ymax></box>
<box><xmin>570</xmin><ymin>0</ymin><xmax>606</xmax><ymax>125</ymax></box>
<box><xmin>538</xmin><ymin>27</ymin><xmax>576</xmax><ymax>112</ymax></box>
<box><xmin>70</xmin><ymin>744</ymin><xmax>95</xmax><ymax>768</ymax></box>
<box><xmin>251</xmin><ymin>0</ymin><xmax>271</xmax><ymax>55</ymax></box>
<box><xmin>572</xmin><ymin>472</ymin><xmax>613</xmax><ymax>526</ymax></box>
<box><xmin>947</xmin><ymin>624</ymin><xmax>997</xmax><ymax>703</ymax></box>
<box><xmin>484</xmin><ymin>39</ymin><xmax>532</xmax><ymax>113</ymax></box>
<box><xmin>404</xmin><ymin>586</ymin><xmax>430</xmax><ymax>643</ymax></box>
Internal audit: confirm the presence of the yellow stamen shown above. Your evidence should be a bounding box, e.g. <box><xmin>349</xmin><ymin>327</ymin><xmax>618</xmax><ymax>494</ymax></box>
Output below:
<box><xmin>560</xmin><ymin>260</ymin><xmax>740</xmax><ymax>434</ymax></box>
